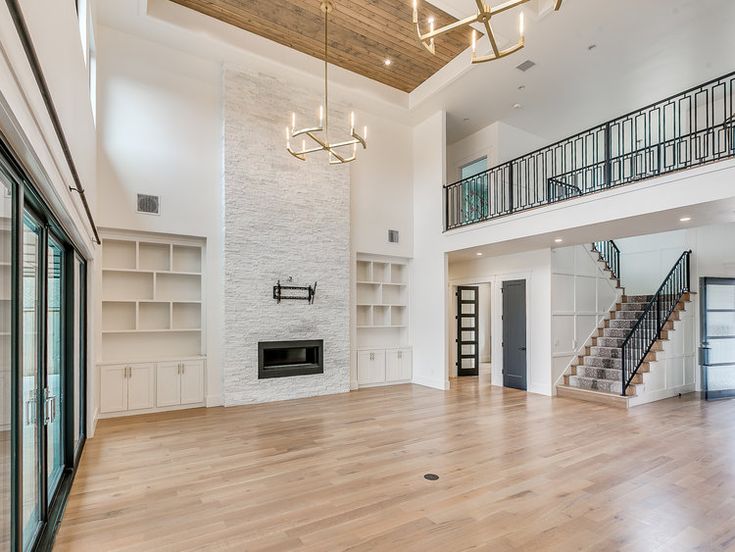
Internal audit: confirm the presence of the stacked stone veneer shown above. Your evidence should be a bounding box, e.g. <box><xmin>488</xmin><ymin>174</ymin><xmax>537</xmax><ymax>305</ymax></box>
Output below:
<box><xmin>223</xmin><ymin>67</ymin><xmax>351</xmax><ymax>405</ymax></box>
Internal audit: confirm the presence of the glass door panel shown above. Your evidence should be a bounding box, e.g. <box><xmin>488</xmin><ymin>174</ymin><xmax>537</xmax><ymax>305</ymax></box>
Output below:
<box><xmin>702</xmin><ymin>278</ymin><xmax>735</xmax><ymax>400</ymax></box>
<box><xmin>21</xmin><ymin>214</ymin><xmax>42</xmax><ymax>549</ymax></box>
<box><xmin>0</xmin><ymin>164</ymin><xmax>12</xmax><ymax>552</ymax></box>
<box><xmin>46</xmin><ymin>237</ymin><xmax>63</xmax><ymax>498</ymax></box>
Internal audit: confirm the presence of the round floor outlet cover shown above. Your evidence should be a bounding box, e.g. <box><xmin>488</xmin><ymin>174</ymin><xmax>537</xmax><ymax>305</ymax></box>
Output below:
<box><xmin>424</xmin><ymin>473</ymin><xmax>439</xmax><ymax>481</ymax></box>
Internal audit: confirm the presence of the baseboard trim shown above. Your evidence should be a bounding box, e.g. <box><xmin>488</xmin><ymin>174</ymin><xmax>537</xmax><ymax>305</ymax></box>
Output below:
<box><xmin>412</xmin><ymin>377</ymin><xmax>450</xmax><ymax>391</ymax></box>
<box><xmin>206</xmin><ymin>394</ymin><xmax>224</xmax><ymax>407</ymax></box>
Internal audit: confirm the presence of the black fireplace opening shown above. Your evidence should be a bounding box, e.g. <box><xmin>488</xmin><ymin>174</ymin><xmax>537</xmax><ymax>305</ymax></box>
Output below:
<box><xmin>258</xmin><ymin>340</ymin><xmax>324</xmax><ymax>379</ymax></box>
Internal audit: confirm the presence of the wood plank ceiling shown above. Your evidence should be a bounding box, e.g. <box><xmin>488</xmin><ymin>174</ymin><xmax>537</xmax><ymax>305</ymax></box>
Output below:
<box><xmin>168</xmin><ymin>0</ymin><xmax>472</xmax><ymax>92</ymax></box>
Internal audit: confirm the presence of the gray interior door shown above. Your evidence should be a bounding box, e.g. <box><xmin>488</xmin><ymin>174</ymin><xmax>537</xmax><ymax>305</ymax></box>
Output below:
<box><xmin>701</xmin><ymin>277</ymin><xmax>735</xmax><ymax>400</ymax></box>
<box><xmin>502</xmin><ymin>280</ymin><xmax>527</xmax><ymax>390</ymax></box>
<box><xmin>456</xmin><ymin>286</ymin><xmax>479</xmax><ymax>377</ymax></box>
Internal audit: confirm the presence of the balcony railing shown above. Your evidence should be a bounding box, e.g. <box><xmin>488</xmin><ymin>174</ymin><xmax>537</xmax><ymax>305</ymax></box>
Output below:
<box><xmin>444</xmin><ymin>71</ymin><xmax>735</xmax><ymax>231</ymax></box>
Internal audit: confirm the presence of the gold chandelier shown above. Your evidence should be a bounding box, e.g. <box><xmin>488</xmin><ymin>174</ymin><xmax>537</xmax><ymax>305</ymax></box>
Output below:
<box><xmin>413</xmin><ymin>0</ymin><xmax>563</xmax><ymax>64</ymax></box>
<box><xmin>286</xmin><ymin>0</ymin><xmax>367</xmax><ymax>165</ymax></box>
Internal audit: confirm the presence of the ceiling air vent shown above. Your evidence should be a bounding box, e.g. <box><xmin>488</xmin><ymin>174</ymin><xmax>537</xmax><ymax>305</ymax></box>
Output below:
<box><xmin>388</xmin><ymin>229</ymin><xmax>400</xmax><ymax>243</ymax></box>
<box><xmin>137</xmin><ymin>194</ymin><xmax>160</xmax><ymax>216</ymax></box>
<box><xmin>516</xmin><ymin>60</ymin><xmax>536</xmax><ymax>72</ymax></box>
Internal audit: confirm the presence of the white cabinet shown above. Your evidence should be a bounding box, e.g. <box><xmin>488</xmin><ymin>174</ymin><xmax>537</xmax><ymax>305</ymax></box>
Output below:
<box><xmin>100</xmin><ymin>357</ymin><xmax>205</xmax><ymax>417</ymax></box>
<box><xmin>100</xmin><ymin>363</ymin><xmax>155</xmax><ymax>414</ymax></box>
<box><xmin>157</xmin><ymin>359</ymin><xmax>204</xmax><ymax>407</ymax></box>
<box><xmin>386</xmin><ymin>348</ymin><xmax>412</xmax><ymax>382</ymax></box>
<box><xmin>180</xmin><ymin>360</ymin><xmax>205</xmax><ymax>405</ymax></box>
<box><xmin>156</xmin><ymin>362</ymin><xmax>181</xmax><ymax>408</ymax></box>
<box><xmin>357</xmin><ymin>350</ymin><xmax>386</xmax><ymax>385</ymax></box>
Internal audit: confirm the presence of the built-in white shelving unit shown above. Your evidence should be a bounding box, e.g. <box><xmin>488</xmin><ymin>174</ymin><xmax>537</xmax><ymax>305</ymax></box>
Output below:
<box><xmin>98</xmin><ymin>230</ymin><xmax>206</xmax><ymax>418</ymax></box>
<box><xmin>355</xmin><ymin>254</ymin><xmax>411</xmax><ymax>387</ymax></box>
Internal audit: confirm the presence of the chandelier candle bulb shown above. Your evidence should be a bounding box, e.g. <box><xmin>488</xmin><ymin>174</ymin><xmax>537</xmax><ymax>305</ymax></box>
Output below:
<box><xmin>414</xmin><ymin>0</ymin><xmax>563</xmax><ymax>63</ymax></box>
<box><xmin>291</xmin><ymin>112</ymin><xmax>296</xmax><ymax>129</ymax></box>
<box><xmin>364</xmin><ymin>126</ymin><xmax>367</xmax><ymax>140</ymax></box>
<box><xmin>319</xmin><ymin>105</ymin><xmax>324</xmax><ymax>126</ymax></box>
<box><xmin>519</xmin><ymin>11</ymin><xmax>524</xmax><ymax>37</ymax></box>
<box><xmin>350</xmin><ymin>111</ymin><xmax>355</xmax><ymax>131</ymax></box>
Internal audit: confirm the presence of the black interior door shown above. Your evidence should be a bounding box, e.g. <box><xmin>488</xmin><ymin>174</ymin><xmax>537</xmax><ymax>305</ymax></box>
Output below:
<box><xmin>456</xmin><ymin>286</ymin><xmax>479</xmax><ymax>377</ymax></box>
<box><xmin>502</xmin><ymin>280</ymin><xmax>527</xmax><ymax>390</ymax></box>
<box><xmin>701</xmin><ymin>277</ymin><xmax>735</xmax><ymax>400</ymax></box>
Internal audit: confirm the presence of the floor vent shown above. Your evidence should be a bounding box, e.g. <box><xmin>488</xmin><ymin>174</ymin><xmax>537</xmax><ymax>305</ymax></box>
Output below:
<box><xmin>137</xmin><ymin>194</ymin><xmax>160</xmax><ymax>215</ymax></box>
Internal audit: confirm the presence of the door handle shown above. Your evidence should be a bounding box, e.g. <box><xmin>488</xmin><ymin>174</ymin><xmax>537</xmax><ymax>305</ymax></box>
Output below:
<box><xmin>519</xmin><ymin>346</ymin><xmax>527</xmax><ymax>351</ymax></box>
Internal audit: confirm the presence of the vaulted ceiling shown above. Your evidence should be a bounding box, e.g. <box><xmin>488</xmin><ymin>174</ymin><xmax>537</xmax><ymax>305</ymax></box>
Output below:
<box><xmin>167</xmin><ymin>0</ymin><xmax>472</xmax><ymax>92</ymax></box>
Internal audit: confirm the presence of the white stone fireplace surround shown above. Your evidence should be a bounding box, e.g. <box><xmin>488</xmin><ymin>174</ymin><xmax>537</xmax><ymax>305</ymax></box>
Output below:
<box><xmin>223</xmin><ymin>66</ymin><xmax>351</xmax><ymax>405</ymax></box>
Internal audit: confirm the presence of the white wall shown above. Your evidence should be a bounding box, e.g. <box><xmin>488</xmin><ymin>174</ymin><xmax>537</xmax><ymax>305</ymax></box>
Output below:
<box><xmin>446</xmin><ymin>121</ymin><xmax>547</xmax><ymax>184</ymax></box>
<box><xmin>96</xmin><ymin>25</ymin><xmax>224</xmax><ymax>405</ymax></box>
<box><xmin>478</xmin><ymin>283</ymin><xmax>491</xmax><ymax>363</ymax></box>
<box><xmin>550</xmin><ymin>245</ymin><xmax>619</xmax><ymax>387</ymax></box>
<box><xmin>616</xmin><ymin>223</ymin><xmax>735</xmax><ymax>394</ymax></box>
<box><xmin>95</xmin><ymin>19</ymin><xmax>415</xmax><ymax>406</ymax></box>
<box><xmin>411</xmin><ymin>111</ymin><xmax>449</xmax><ymax>390</ymax></box>
<box><xmin>0</xmin><ymin>1</ymin><xmax>99</xmax><ymax>435</ymax></box>
<box><xmin>449</xmin><ymin>249</ymin><xmax>552</xmax><ymax>395</ymax></box>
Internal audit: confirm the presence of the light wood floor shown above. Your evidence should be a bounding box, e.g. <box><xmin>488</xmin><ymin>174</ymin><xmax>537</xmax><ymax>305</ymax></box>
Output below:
<box><xmin>55</xmin><ymin>378</ymin><xmax>735</xmax><ymax>551</ymax></box>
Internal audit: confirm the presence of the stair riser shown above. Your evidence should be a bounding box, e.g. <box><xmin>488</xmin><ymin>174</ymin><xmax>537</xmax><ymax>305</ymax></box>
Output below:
<box><xmin>603</xmin><ymin>328</ymin><xmax>630</xmax><ymax>338</ymax></box>
<box><xmin>609</xmin><ymin>319</ymin><xmax>638</xmax><ymax>329</ymax></box>
<box><xmin>615</xmin><ymin>311</ymin><xmax>645</xmax><ymax>320</ymax></box>
<box><xmin>618</xmin><ymin>303</ymin><xmax>649</xmax><ymax>312</ymax></box>
<box><xmin>569</xmin><ymin>376</ymin><xmax>623</xmax><ymax>394</ymax></box>
<box><xmin>585</xmin><ymin>357</ymin><xmax>622</xmax><ymax>369</ymax></box>
<box><xmin>596</xmin><ymin>337</ymin><xmax>625</xmax><ymax>348</ymax></box>
<box><xmin>590</xmin><ymin>347</ymin><xmax>622</xmax><ymax>359</ymax></box>
<box><xmin>624</xmin><ymin>295</ymin><xmax>654</xmax><ymax>303</ymax></box>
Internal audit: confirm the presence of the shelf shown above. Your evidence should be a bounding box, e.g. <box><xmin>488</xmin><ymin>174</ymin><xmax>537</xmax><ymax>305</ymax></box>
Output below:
<box><xmin>100</xmin><ymin>234</ymin><xmax>205</xmax><ymax>362</ymax></box>
<box><xmin>357</xmin><ymin>325</ymin><xmax>407</xmax><ymax>329</ymax></box>
<box><xmin>102</xmin><ymin>239</ymin><xmax>136</xmax><ymax>270</ymax></box>
<box><xmin>356</xmin><ymin>281</ymin><xmax>381</xmax><ymax>285</ymax></box>
<box><xmin>102</xmin><ymin>329</ymin><xmax>201</xmax><ymax>334</ymax></box>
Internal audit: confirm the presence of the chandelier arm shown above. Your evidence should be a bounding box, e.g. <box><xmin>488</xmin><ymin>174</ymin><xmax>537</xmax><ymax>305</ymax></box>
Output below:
<box><xmin>328</xmin><ymin>148</ymin><xmax>348</xmax><ymax>164</ymax></box>
<box><xmin>471</xmin><ymin>39</ymin><xmax>524</xmax><ymax>63</ymax></box>
<box><xmin>330</xmin><ymin>137</ymin><xmax>364</xmax><ymax>149</ymax></box>
<box><xmin>483</xmin><ymin>20</ymin><xmax>500</xmax><ymax>57</ymax></box>
<box><xmin>488</xmin><ymin>0</ymin><xmax>531</xmax><ymax>17</ymax></box>
<box><xmin>554</xmin><ymin>0</ymin><xmax>562</xmax><ymax>10</ymax></box>
<box><xmin>286</xmin><ymin>146</ymin><xmax>307</xmax><ymax>161</ymax></box>
<box><xmin>291</xmin><ymin>126</ymin><xmax>324</xmax><ymax>138</ymax></box>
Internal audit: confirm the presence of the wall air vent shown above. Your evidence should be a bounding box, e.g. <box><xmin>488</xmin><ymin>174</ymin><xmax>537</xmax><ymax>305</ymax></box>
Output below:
<box><xmin>137</xmin><ymin>194</ymin><xmax>160</xmax><ymax>215</ymax></box>
<box><xmin>388</xmin><ymin>229</ymin><xmax>400</xmax><ymax>243</ymax></box>
<box><xmin>516</xmin><ymin>60</ymin><xmax>536</xmax><ymax>72</ymax></box>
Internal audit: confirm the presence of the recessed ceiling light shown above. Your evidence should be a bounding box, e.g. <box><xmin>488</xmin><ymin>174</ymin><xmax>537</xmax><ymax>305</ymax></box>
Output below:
<box><xmin>680</xmin><ymin>216</ymin><xmax>692</xmax><ymax>222</ymax></box>
<box><xmin>476</xmin><ymin>252</ymin><xmax>483</xmax><ymax>256</ymax></box>
<box><xmin>463</xmin><ymin>117</ymin><xmax>470</xmax><ymax>122</ymax></box>
<box><xmin>554</xmin><ymin>238</ymin><xmax>563</xmax><ymax>243</ymax></box>
<box><xmin>384</xmin><ymin>59</ymin><xmax>392</xmax><ymax>66</ymax></box>
<box><xmin>518</xmin><ymin>84</ymin><xmax>526</xmax><ymax>91</ymax></box>
<box><xmin>587</xmin><ymin>44</ymin><xmax>597</xmax><ymax>51</ymax></box>
<box><xmin>513</xmin><ymin>103</ymin><xmax>522</xmax><ymax>110</ymax></box>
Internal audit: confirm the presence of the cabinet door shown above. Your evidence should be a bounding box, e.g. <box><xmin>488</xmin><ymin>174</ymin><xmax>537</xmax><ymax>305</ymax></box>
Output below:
<box><xmin>156</xmin><ymin>362</ymin><xmax>181</xmax><ymax>407</ymax></box>
<box><xmin>398</xmin><ymin>349</ymin><xmax>412</xmax><ymax>381</ymax></box>
<box><xmin>357</xmin><ymin>350</ymin><xmax>385</xmax><ymax>385</ymax></box>
<box><xmin>127</xmin><ymin>363</ymin><xmax>155</xmax><ymax>411</ymax></box>
<box><xmin>180</xmin><ymin>360</ymin><xmax>205</xmax><ymax>405</ymax></box>
<box><xmin>100</xmin><ymin>364</ymin><xmax>128</xmax><ymax>413</ymax></box>
<box><xmin>385</xmin><ymin>350</ymin><xmax>402</xmax><ymax>382</ymax></box>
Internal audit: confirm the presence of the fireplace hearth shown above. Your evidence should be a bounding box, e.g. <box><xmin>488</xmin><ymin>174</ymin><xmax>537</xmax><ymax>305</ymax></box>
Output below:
<box><xmin>258</xmin><ymin>340</ymin><xmax>324</xmax><ymax>379</ymax></box>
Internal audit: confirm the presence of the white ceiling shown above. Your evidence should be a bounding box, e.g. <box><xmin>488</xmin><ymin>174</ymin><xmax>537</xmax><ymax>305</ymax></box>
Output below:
<box><xmin>97</xmin><ymin>0</ymin><xmax>735</xmax><ymax>146</ymax></box>
<box><xmin>414</xmin><ymin>0</ymin><xmax>735</xmax><ymax>143</ymax></box>
<box><xmin>447</xmin><ymin>198</ymin><xmax>735</xmax><ymax>263</ymax></box>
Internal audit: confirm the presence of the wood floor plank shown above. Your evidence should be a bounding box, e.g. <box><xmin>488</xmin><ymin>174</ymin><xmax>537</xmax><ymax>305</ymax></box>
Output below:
<box><xmin>54</xmin><ymin>378</ymin><xmax>735</xmax><ymax>551</ymax></box>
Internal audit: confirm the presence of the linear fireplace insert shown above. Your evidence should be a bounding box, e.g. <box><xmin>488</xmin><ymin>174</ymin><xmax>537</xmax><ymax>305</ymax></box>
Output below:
<box><xmin>258</xmin><ymin>339</ymin><xmax>324</xmax><ymax>379</ymax></box>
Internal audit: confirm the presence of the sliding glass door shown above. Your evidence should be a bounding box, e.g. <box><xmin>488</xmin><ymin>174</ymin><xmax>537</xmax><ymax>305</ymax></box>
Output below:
<box><xmin>1</xmin><ymin>158</ymin><xmax>12</xmax><ymax>552</ymax></box>
<box><xmin>0</xmin><ymin>140</ymin><xmax>88</xmax><ymax>551</ymax></box>
<box><xmin>21</xmin><ymin>214</ymin><xmax>42</xmax><ymax>550</ymax></box>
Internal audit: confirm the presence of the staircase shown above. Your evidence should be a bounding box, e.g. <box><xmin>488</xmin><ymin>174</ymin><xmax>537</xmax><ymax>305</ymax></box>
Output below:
<box><xmin>556</xmin><ymin>247</ymin><xmax>692</xmax><ymax>408</ymax></box>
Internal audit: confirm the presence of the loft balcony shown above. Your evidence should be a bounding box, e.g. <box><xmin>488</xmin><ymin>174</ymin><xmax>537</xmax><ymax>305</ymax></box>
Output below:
<box><xmin>444</xmin><ymin>71</ymin><xmax>735</xmax><ymax>231</ymax></box>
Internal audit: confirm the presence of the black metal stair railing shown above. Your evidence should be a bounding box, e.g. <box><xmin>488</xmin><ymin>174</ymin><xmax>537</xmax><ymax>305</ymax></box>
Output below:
<box><xmin>592</xmin><ymin>240</ymin><xmax>621</xmax><ymax>282</ymax></box>
<box><xmin>444</xmin><ymin>71</ymin><xmax>735</xmax><ymax>231</ymax></box>
<box><xmin>620</xmin><ymin>250</ymin><xmax>692</xmax><ymax>396</ymax></box>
